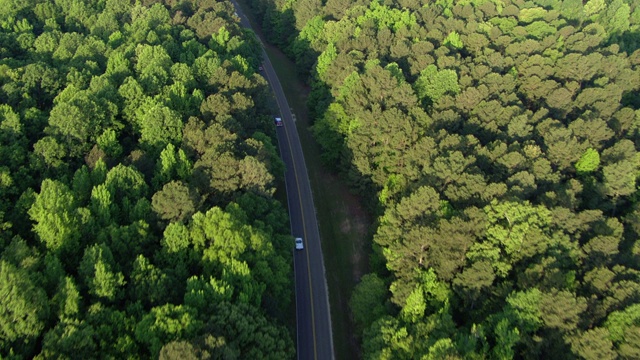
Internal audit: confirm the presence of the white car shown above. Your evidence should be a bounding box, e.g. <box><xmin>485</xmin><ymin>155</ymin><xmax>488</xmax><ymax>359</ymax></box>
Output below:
<box><xmin>295</xmin><ymin>237</ymin><xmax>304</xmax><ymax>250</ymax></box>
<box><xmin>275</xmin><ymin>117</ymin><xmax>283</xmax><ymax>127</ymax></box>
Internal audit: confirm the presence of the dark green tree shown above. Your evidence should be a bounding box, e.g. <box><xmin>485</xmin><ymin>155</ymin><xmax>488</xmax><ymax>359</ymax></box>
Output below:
<box><xmin>0</xmin><ymin>261</ymin><xmax>49</xmax><ymax>355</ymax></box>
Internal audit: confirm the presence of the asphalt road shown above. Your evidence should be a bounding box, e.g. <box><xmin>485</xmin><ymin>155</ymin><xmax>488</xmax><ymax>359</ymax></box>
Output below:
<box><xmin>230</xmin><ymin>3</ymin><xmax>335</xmax><ymax>360</ymax></box>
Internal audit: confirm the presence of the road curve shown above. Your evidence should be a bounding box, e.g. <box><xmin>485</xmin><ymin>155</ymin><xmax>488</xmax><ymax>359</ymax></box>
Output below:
<box><xmin>229</xmin><ymin>3</ymin><xmax>335</xmax><ymax>360</ymax></box>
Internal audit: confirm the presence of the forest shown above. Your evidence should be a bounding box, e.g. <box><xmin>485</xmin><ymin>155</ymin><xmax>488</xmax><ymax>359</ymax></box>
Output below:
<box><xmin>246</xmin><ymin>0</ymin><xmax>640</xmax><ymax>358</ymax></box>
<box><xmin>0</xmin><ymin>0</ymin><xmax>296</xmax><ymax>358</ymax></box>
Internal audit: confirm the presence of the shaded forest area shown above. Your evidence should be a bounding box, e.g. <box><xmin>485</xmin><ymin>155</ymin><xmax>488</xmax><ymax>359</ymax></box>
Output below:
<box><xmin>248</xmin><ymin>0</ymin><xmax>640</xmax><ymax>358</ymax></box>
<box><xmin>0</xmin><ymin>0</ymin><xmax>295</xmax><ymax>358</ymax></box>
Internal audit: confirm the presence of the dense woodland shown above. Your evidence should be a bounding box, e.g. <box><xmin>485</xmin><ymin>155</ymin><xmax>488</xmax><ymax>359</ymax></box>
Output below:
<box><xmin>248</xmin><ymin>0</ymin><xmax>640</xmax><ymax>358</ymax></box>
<box><xmin>0</xmin><ymin>0</ymin><xmax>295</xmax><ymax>358</ymax></box>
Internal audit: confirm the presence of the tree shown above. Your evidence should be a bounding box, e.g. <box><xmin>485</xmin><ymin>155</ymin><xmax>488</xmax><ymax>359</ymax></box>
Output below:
<box><xmin>350</xmin><ymin>274</ymin><xmax>388</xmax><ymax>331</ymax></box>
<box><xmin>38</xmin><ymin>319</ymin><xmax>97</xmax><ymax>359</ymax></box>
<box><xmin>539</xmin><ymin>119</ymin><xmax>583</xmax><ymax>172</ymax></box>
<box><xmin>575</xmin><ymin>148</ymin><xmax>600</xmax><ymax>175</ymax></box>
<box><xmin>31</xmin><ymin>136</ymin><xmax>67</xmax><ymax>173</ymax></box>
<box><xmin>135</xmin><ymin>304</ymin><xmax>202</xmax><ymax>358</ymax></box>
<box><xmin>0</xmin><ymin>261</ymin><xmax>49</xmax><ymax>354</ymax></box>
<box><xmin>597</xmin><ymin>0</ymin><xmax>630</xmax><ymax>38</ymax></box>
<box><xmin>137</xmin><ymin>103</ymin><xmax>183</xmax><ymax>153</ymax></box>
<box><xmin>96</xmin><ymin>128</ymin><xmax>123</xmax><ymax>159</ymax></box>
<box><xmin>244</xmin><ymin>132</ymin><xmax>285</xmax><ymax>179</ymax></box>
<box><xmin>362</xmin><ymin>316</ymin><xmax>412</xmax><ymax>359</ymax></box>
<box><xmin>197</xmin><ymin>302</ymin><xmax>295</xmax><ymax>359</ymax></box>
<box><xmin>453</xmin><ymin>260</ymin><xmax>495</xmax><ymax>303</ymax></box>
<box><xmin>104</xmin><ymin>164</ymin><xmax>149</xmax><ymax>208</ymax></box>
<box><xmin>47</xmin><ymin>87</ymin><xmax>113</xmax><ymax>157</ymax></box>
<box><xmin>238</xmin><ymin>155</ymin><xmax>275</xmax><ymax>197</ymax></box>
<box><xmin>569</xmin><ymin>328</ymin><xmax>617</xmax><ymax>360</ymax></box>
<box><xmin>601</xmin><ymin>140</ymin><xmax>638</xmax><ymax>199</ymax></box>
<box><xmin>152</xmin><ymin>181</ymin><xmax>198</xmax><ymax>223</ymax></box>
<box><xmin>28</xmin><ymin>179</ymin><xmax>81</xmax><ymax>255</ymax></box>
<box><xmin>51</xmin><ymin>276</ymin><xmax>81</xmax><ymax>320</ymax></box>
<box><xmin>467</xmin><ymin>200</ymin><xmax>557</xmax><ymax>278</ymax></box>
<box><xmin>134</xmin><ymin>44</ymin><xmax>173</xmax><ymax>94</ymax></box>
<box><xmin>539</xmin><ymin>290</ymin><xmax>587</xmax><ymax>332</ymax></box>
<box><xmin>413</xmin><ymin>64</ymin><xmax>460</xmax><ymax>105</ymax></box>
<box><xmin>152</xmin><ymin>143</ymin><xmax>192</xmax><ymax>190</ymax></box>
<box><xmin>78</xmin><ymin>243</ymin><xmax>125</xmax><ymax>302</ymax></box>
<box><xmin>129</xmin><ymin>255</ymin><xmax>170</xmax><ymax>307</ymax></box>
<box><xmin>192</xmin><ymin>151</ymin><xmax>240</xmax><ymax>199</ymax></box>
<box><xmin>159</xmin><ymin>341</ymin><xmax>200</xmax><ymax>360</ymax></box>
<box><xmin>118</xmin><ymin>77</ymin><xmax>148</xmax><ymax>124</ymax></box>
<box><xmin>187</xmin><ymin>7</ymin><xmax>228</xmax><ymax>40</ymax></box>
<box><xmin>84</xmin><ymin>304</ymin><xmax>138</xmax><ymax>359</ymax></box>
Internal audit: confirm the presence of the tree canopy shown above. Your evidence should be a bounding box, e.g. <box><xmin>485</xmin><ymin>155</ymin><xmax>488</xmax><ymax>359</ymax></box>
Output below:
<box><xmin>0</xmin><ymin>0</ymin><xmax>293</xmax><ymax>358</ymax></box>
<box><xmin>250</xmin><ymin>0</ymin><xmax>640</xmax><ymax>358</ymax></box>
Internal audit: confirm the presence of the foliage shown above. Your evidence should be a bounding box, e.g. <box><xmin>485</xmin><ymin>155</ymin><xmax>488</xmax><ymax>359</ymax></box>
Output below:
<box><xmin>254</xmin><ymin>0</ymin><xmax>640</xmax><ymax>358</ymax></box>
<box><xmin>0</xmin><ymin>0</ymin><xmax>292</xmax><ymax>358</ymax></box>
<box><xmin>575</xmin><ymin>148</ymin><xmax>600</xmax><ymax>175</ymax></box>
<box><xmin>0</xmin><ymin>261</ymin><xmax>49</xmax><ymax>353</ymax></box>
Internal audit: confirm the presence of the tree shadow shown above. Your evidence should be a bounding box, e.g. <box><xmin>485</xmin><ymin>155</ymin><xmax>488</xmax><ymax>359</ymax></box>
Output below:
<box><xmin>609</xmin><ymin>29</ymin><xmax>640</xmax><ymax>56</ymax></box>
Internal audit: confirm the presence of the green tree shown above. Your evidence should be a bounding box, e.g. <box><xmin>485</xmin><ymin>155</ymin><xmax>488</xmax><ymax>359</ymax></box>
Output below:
<box><xmin>569</xmin><ymin>328</ymin><xmax>617</xmax><ymax>360</ymax></box>
<box><xmin>575</xmin><ymin>148</ymin><xmax>600</xmax><ymax>175</ymax></box>
<box><xmin>78</xmin><ymin>243</ymin><xmax>125</xmax><ymax>302</ymax></box>
<box><xmin>96</xmin><ymin>128</ymin><xmax>123</xmax><ymax>159</ymax></box>
<box><xmin>28</xmin><ymin>179</ymin><xmax>81</xmax><ymax>255</ymax></box>
<box><xmin>38</xmin><ymin>319</ymin><xmax>97</xmax><ymax>359</ymax></box>
<box><xmin>362</xmin><ymin>316</ymin><xmax>412</xmax><ymax>359</ymax></box>
<box><xmin>85</xmin><ymin>304</ymin><xmax>138</xmax><ymax>358</ymax></box>
<box><xmin>104</xmin><ymin>164</ymin><xmax>149</xmax><ymax>208</ymax></box>
<box><xmin>444</xmin><ymin>31</ymin><xmax>463</xmax><ymax>49</ymax></box>
<box><xmin>413</xmin><ymin>65</ymin><xmax>460</xmax><ymax>103</ymax></box>
<box><xmin>129</xmin><ymin>255</ymin><xmax>170</xmax><ymax>307</ymax></box>
<box><xmin>598</xmin><ymin>0</ymin><xmax>630</xmax><ymax>38</ymax></box>
<box><xmin>159</xmin><ymin>341</ymin><xmax>200</xmax><ymax>360</ymax></box>
<box><xmin>135</xmin><ymin>304</ymin><xmax>202</xmax><ymax>358</ymax></box>
<box><xmin>152</xmin><ymin>143</ymin><xmax>192</xmax><ymax>189</ymax></box>
<box><xmin>453</xmin><ymin>260</ymin><xmax>495</xmax><ymax>304</ymax></box>
<box><xmin>137</xmin><ymin>103</ymin><xmax>183</xmax><ymax>153</ymax></box>
<box><xmin>539</xmin><ymin>290</ymin><xmax>587</xmax><ymax>332</ymax></box>
<box><xmin>601</xmin><ymin>140</ymin><xmax>638</xmax><ymax>199</ymax></box>
<box><xmin>0</xmin><ymin>261</ymin><xmax>49</xmax><ymax>354</ymax></box>
<box><xmin>183</xmin><ymin>275</ymin><xmax>233</xmax><ymax>317</ymax></box>
<box><xmin>51</xmin><ymin>276</ymin><xmax>81</xmax><ymax>320</ymax></box>
<box><xmin>192</xmin><ymin>151</ymin><xmax>240</xmax><ymax>198</ymax></box>
<box><xmin>152</xmin><ymin>181</ymin><xmax>198</xmax><ymax>223</ymax></box>
<box><xmin>350</xmin><ymin>274</ymin><xmax>388</xmax><ymax>331</ymax></box>
<box><xmin>31</xmin><ymin>136</ymin><xmax>67</xmax><ymax>173</ymax></box>
<box><xmin>47</xmin><ymin>87</ymin><xmax>114</xmax><ymax>157</ymax></box>
<box><xmin>197</xmin><ymin>302</ymin><xmax>295</xmax><ymax>359</ymax></box>
<box><xmin>467</xmin><ymin>200</ymin><xmax>560</xmax><ymax>278</ymax></box>
<box><xmin>238</xmin><ymin>155</ymin><xmax>275</xmax><ymax>197</ymax></box>
<box><xmin>134</xmin><ymin>44</ymin><xmax>173</xmax><ymax>94</ymax></box>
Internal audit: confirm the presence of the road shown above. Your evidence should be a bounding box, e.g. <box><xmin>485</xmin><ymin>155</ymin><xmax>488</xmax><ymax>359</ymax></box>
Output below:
<box><xmin>230</xmin><ymin>3</ymin><xmax>335</xmax><ymax>360</ymax></box>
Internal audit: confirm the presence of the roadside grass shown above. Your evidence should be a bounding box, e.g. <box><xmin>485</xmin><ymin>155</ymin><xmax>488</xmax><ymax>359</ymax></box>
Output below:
<box><xmin>234</xmin><ymin>2</ymin><xmax>372</xmax><ymax>359</ymax></box>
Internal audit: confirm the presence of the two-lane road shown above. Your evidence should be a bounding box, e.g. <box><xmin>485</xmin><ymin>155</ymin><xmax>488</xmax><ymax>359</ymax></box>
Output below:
<box><xmin>230</xmin><ymin>2</ymin><xmax>335</xmax><ymax>360</ymax></box>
